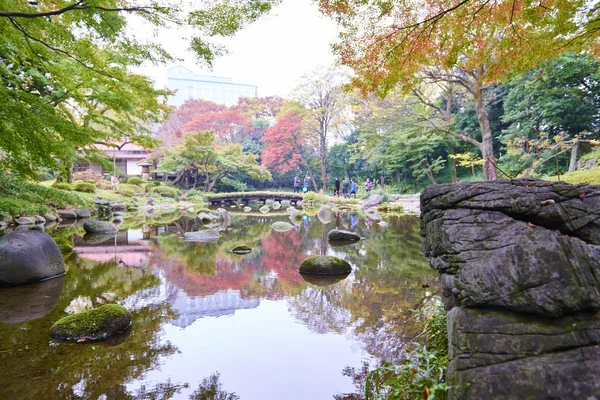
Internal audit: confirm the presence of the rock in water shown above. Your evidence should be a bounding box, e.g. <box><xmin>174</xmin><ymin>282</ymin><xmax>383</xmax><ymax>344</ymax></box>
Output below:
<box><xmin>259</xmin><ymin>205</ymin><xmax>270</xmax><ymax>214</ymax></box>
<box><xmin>43</xmin><ymin>213</ymin><xmax>58</xmax><ymax>222</ymax></box>
<box><xmin>75</xmin><ymin>207</ymin><xmax>91</xmax><ymax>219</ymax></box>
<box><xmin>299</xmin><ymin>256</ymin><xmax>352</xmax><ymax>275</ymax></box>
<box><xmin>16</xmin><ymin>216</ymin><xmax>37</xmax><ymax>225</ymax></box>
<box><xmin>50</xmin><ymin>304</ymin><xmax>132</xmax><ymax>342</ymax></box>
<box><xmin>57</xmin><ymin>210</ymin><xmax>78</xmax><ymax>220</ymax></box>
<box><xmin>197</xmin><ymin>212</ymin><xmax>216</xmax><ymax>222</ymax></box>
<box><xmin>0</xmin><ymin>231</ymin><xmax>65</xmax><ymax>286</ymax></box>
<box><xmin>300</xmin><ymin>272</ymin><xmax>350</xmax><ymax>286</ymax></box>
<box><xmin>363</xmin><ymin>193</ymin><xmax>383</xmax><ymax>209</ymax></box>
<box><xmin>83</xmin><ymin>220</ymin><xmax>118</xmax><ymax>234</ymax></box>
<box><xmin>183</xmin><ymin>229</ymin><xmax>220</xmax><ymax>243</ymax></box>
<box><xmin>271</xmin><ymin>221</ymin><xmax>294</xmax><ymax>232</ymax></box>
<box><xmin>327</xmin><ymin>229</ymin><xmax>360</xmax><ymax>242</ymax></box>
<box><xmin>317</xmin><ymin>206</ymin><xmax>332</xmax><ymax>224</ymax></box>
<box><xmin>243</xmin><ymin>206</ymin><xmax>252</xmax><ymax>212</ymax></box>
<box><xmin>231</xmin><ymin>245</ymin><xmax>253</xmax><ymax>254</ymax></box>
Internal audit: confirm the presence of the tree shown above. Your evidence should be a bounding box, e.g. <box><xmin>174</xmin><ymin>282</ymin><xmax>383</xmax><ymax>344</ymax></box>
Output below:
<box><xmin>157</xmin><ymin>130</ymin><xmax>271</xmax><ymax>192</ymax></box>
<box><xmin>183</xmin><ymin>108</ymin><xmax>254</xmax><ymax>144</ymax></box>
<box><xmin>261</xmin><ymin>111</ymin><xmax>308</xmax><ymax>175</ymax></box>
<box><xmin>0</xmin><ymin>0</ymin><xmax>280</xmax><ymax>177</ymax></box>
<box><xmin>500</xmin><ymin>52</ymin><xmax>600</xmax><ymax>176</ymax></box>
<box><xmin>317</xmin><ymin>0</ymin><xmax>597</xmax><ymax>180</ymax></box>
<box><xmin>293</xmin><ymin>66</ymin><xmax>351</xmax><ymax>190</ymax></box>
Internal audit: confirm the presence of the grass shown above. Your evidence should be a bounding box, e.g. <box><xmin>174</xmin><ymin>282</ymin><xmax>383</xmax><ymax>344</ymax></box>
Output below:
<box><xmin>547</xmin><ymin>167</ymin><xmax>600</xmax><ymax>185</ymax></box>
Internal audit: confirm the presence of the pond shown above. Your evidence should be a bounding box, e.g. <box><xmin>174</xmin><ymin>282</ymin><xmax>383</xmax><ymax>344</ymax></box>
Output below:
<box><xmin>0</xmin><ymin>209</ymin><xmax>438</xmax><ymax>399</ymax></box>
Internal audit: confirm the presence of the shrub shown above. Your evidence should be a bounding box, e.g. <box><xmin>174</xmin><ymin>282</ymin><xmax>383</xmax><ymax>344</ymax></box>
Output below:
<box><xmin>142</xmin><ymin>183</ymin><xmax>155</xmax><ymax>193</ymax></box>
<box><xmin>150</xmin><ymin>186</ymin><xmax>179</xmax><ymax>199</ymax></box>
<box><xmin>119</xmin><ymin>188</ymin><xmax>136</xmax><ymax>197</ymax></box>
<box><xmin>127</xmin><ymin>177</ymin><xmax>143</xmax><ymax>185</ymax></box>
<box><xmin>118</xmin><ymin>183</ymin><xmax>143</xmax><ymax>195</ymax></box>
<box><xmin>153</xmin><ymin>180</ymin><xmax>161</xmax><ymax>186</ymax></box>
<box><xmin>53</xmin><ymin>182</ymin><xmax>73</xmax><ymax>191</ymax></box>
<box><xmin>74</xmin><ymin>182</ymin><xmax>96</xmax><ymax>193</ymax></box>
<box><xmin>303</xmin><ymin>191</ymin><xmax>322</xmax><ymax>204</ymax></box>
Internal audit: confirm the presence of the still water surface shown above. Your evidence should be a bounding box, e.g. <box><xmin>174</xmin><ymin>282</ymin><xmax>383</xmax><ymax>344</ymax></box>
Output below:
<box><xmin>0</xmin><ymin>210</ymin><xmax>437</xmax><ymax>399</ymax></box>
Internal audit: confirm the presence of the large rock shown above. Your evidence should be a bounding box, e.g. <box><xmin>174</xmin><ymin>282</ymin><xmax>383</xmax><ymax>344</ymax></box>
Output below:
<box><xmin>327</xmin><ymin>229</ymin><xmax>360</xmax><ymax>242</ymax></box>
<box><xmin>0</xmin><ymin>231</ymin><xmax>65</xmax><ymax>286</ymax></box>
<box><xmin>183</xmin><ymin>229</ymin><xmax>220</xmax><ymax>243</ymax></box>
<box><xmin>363</xmin><ymin>193</ymin><xmax>383</xmax><ymax>209</ymax></box>
<box><xmin>57</xmin><ymin>210</ymin><xmax>78</xmax><ymax>220</ymax></box>
<box><xmin>259</xmin><ymin>205</ymin><xmax>270</xmax><ymax>214</ymax></box>
<box><xmin>197</xmin><ymin>212</ymin><xmax>216</xmax><ymax>222</ymax></box>
<box><xmin>75</xmin><ymin>207</ymin><xmax>91</xmax><ymax>219</ymax></box>
<box><xmin>421</xmin><ymin>179</ymin><xmax>600</xmax><ymax>316</ymax></box>
<box><xmin>50</xmin><ymin>304</ymin><xmax>132</xmax><ymax>342</ymax></box>
<box><xmin>215</xmin><ymin>208</ymin><xmax>232</xmax><ymax>228</ymax></box>
<box><xmin>299</xmin><ymin>256</ymin><xmax>352</xmax><ymax>275</ymax></box>
<box><xmin>447</xmin><ymin>307</ymin><xmax>600</xmax><ymax>399</ymax></box>
<box><xmin>16</xmin><ymin>216</ymin><xmax>37</xmax><ymax>225</ymax></box>
<box><xmin>83</xmin><ymin>220</ymin><xmax>118</xmax><ymax>234</ymax></box>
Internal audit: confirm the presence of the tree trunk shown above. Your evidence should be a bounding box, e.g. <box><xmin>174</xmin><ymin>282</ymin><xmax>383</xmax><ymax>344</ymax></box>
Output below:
<box><xmin>568</xmin><ymin>142</ymin><xmax>579</xmax><ymax>173</ymax></box>
<box><xmin>473</xmin><ymin>67</ymin><xmax>498</xmax><ymax>181</ymax></box>
<box><xmin>320</xmin><ymin>134</ymin><xmax>328</xmax><ymax>191</ymax></box>
<box><xmin>56</xmin><ymin>157</ymin><xmax>73</xmax><ymax>183</ymax></box>
<box><xmin>451</xmin><ymin>146</ymin><xmax>458</xmax><ymax>183</ymax></box>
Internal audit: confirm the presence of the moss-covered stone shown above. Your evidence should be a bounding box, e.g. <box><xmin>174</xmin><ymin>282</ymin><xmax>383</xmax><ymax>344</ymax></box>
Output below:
<box><xmin>231</xmin><ymin>245</ymin><xmax>253</xmax><ymax>254</ymax></box>
<box><xmin>299</xmin><ymin>256</ymin><xmax>352</xmax><ymax>275</ymax></box>
<box><xmin>50</xmin><ymin>304</ymin><xmax>132</xmax><ymax>342</ymax></box>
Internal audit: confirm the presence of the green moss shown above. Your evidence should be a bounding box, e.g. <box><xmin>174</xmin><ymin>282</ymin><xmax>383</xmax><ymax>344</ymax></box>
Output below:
<box><xmin>51</xmin><ymin>304</ymin><xmax>131</xmax><ymax>341</ymax></box>
<box><xmin>547</xmin><ymin>167</ymin><xmax>600</xmax><ymax>185</ymax></box>
<box><xmin>299</xmin><ymin>256</ymin><xmax>352</xmax><ymax>275</ymax></box>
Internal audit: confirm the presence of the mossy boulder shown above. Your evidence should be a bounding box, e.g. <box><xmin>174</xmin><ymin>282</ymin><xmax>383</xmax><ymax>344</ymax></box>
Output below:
<box><xmin>299</xmin><ymin>256</ymin><xmax>352</xmax><ymax>275</ymax></box>
<box><xmin>231</xmin><ymin>245</ymin><xmax>253</xmax><ymax>254</ymax></box>
<box><xmin>83</xmin><ymin>220</ymin><xmax>117</xmax><ymax>234</ymax></box>
<box><xmin>300</xmin><ymin>272</ymin><xmax>350</xmax><ymax>286</ymax></box>
<box><xmin>50</xmin><ymin>304</ymin><xmax>132</xmax><ymax>342</ymax></box>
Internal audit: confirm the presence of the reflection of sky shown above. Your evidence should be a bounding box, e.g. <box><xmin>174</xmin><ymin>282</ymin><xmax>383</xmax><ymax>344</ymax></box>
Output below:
<box><xmin>128</xmin><ymin>300</ymin><xmax>372</xmax><ymax>400</ymax></box>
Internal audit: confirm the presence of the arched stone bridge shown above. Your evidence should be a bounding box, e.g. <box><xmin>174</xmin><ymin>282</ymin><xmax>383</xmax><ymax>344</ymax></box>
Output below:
<box><xmin>204</xmin><ymin>191</ymin><xmax>304</xmax><ymax>206</ymax></box>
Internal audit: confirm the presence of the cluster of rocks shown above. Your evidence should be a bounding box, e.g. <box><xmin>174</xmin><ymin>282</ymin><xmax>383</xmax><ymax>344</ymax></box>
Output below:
<box><xmin>421</xmin><ymin>178</ymin><xmax>600</xmax><ymax>399</ymax></box>
<box><xmin>184</xmin><ymin>208</ymin><xmax>233</xmax><ymax>242</ymax></box>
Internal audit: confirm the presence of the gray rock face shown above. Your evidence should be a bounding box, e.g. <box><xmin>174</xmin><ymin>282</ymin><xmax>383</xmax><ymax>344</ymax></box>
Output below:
<box><xmin>183</xmin><ymin>229</ymin><xmax>220</xmax><ymax>243</ymax></box>
<box><xmin>421</xmin><ymin>179</ymin><xmax>600</xmax><ymax>316</ymax></box>
<box><xmin>83</xmin><ymin>220</ymin><xmax>118</xmax><ymax>234</ymax></box>
<box><xmin>447</xmin><ymin>307</ymin><xmax>600</xmax><ymax>400</ymax></box>
<box><xmin>112</xmin><ymin>204</ymin><xmax>126</xmax><ymax>211</ymax></box>
<box><xmin>16</xmin><ymin>216</ymin><xmax>37</xmax><ymax>225</ymax></box>
<box><xmin>0</xmin><ymin>231</ymin><xmax>65</xmax><ymax>286</ymax></box>
<box><xmin>421</xmin><ymin>179</ymin><xmax>600</xmax><ymax>398</ymax></box>
<box><xmin>35</xmin><ymin>215</ymin><xmax>46</xmax><ymax>223</ymax></box>
<box><xmin>57</xmin><ymin>210</ymin><xmax>78</xmax><ymax>220</ymax></box>
<box><xmin>327</xmin><ymin>229</ymin><xmax>360</xmax><ymax>242</ymax></box>
<box><xmin>75</xmin><ymin>207</ymin><xmax>91</xmax><ymax>219</ymax></box>
<box><xmin>363</xmin><ymin>193</ymin><xmax>383</xmax><ymax>209</ymax></box>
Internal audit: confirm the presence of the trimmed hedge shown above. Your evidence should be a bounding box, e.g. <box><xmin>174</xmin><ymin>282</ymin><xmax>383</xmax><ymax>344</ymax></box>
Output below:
<box><xmin>150</xmin><ymin>186</ymin><xmax>179</xmax><ymax>198</ymax></box>
<box><xmin>74</xmin><ymin>182</ymin><xmax>96</xmax><ymax>193</ymax></box>
<box><xmin>127</xmin><ymin>177</ymin><xmax>143</xmax><ymax>185</ymax></box>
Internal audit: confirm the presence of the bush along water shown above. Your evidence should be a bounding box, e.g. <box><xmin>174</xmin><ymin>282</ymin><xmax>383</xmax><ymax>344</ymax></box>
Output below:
<box><xmin>365</xmin><ymin>295</ymin><xmax>451</xmax><ymax>400</ymax></box>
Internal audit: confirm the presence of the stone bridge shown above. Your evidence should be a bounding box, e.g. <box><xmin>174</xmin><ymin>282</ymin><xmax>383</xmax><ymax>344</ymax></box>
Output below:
<box><xmin>204</xmin><ymin>191</ymin><xmax>304</xmax><ymax>206</ymax></box>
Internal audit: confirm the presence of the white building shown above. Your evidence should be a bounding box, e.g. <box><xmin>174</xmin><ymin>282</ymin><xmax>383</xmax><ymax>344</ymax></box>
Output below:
<box><xmin>166</xmin><ymin>65</ymin><xmax>258</xmax><ymax>107</ymax></box>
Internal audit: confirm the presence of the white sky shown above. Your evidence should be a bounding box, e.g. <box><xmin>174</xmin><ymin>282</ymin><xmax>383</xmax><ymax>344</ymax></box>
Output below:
<box><xmin>135</xmin><ymin>0</ymin><xmax>340</xmax><ymax>99</ymax></box>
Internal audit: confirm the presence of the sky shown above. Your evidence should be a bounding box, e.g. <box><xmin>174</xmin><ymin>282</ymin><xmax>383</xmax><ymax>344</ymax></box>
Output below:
<box><xmin>136</xmin><ymin>0</ymin><xmax>340</xmax><ymax>99</ymax></box>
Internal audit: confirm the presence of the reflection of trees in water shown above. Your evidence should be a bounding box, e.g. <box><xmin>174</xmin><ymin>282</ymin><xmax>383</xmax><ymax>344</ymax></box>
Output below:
<box><xmin>288</xmin><ymin>283</ymin><xmax>353</xmax><ymax>334</ymax></box>
<box><xmin>290</xmin><ymin>215</ymin><xmax>438</xmax><ymax>363</ymax></box>
<box><xmin>0</xmin><ymin>256</ymin><xmax>176</xmax><ymax>399</ymax></box>
<box><xmin>190</xmin><ymin>372</ymin><xmax>240</xmax><ymax>400</ymax></box>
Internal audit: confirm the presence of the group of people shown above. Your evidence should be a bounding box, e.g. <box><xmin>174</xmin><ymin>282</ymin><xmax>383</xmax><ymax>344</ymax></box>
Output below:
<box><xmin>293</xmin><ymin>175</ymin><xmax>384</xmax><ymax>197</ymax></box>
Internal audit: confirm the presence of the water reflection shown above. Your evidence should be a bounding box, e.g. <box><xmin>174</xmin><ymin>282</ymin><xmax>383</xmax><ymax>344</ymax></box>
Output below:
<box><xmin>0</xmin><ymin>276</ymin><xmax>64</xmax><ymax>324</ymax></box>
<box><xmin>0</xmin><ymin>210</ymin><xmax>437</xmax><ymax>399</ymax></box>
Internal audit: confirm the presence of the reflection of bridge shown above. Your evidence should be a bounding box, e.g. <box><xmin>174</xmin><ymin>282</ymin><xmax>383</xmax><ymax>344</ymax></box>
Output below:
<box><xmin>205</xmin><ymin>191</ymin><xmax>303</xmax><ymax>206</ymax></box>
<box><xmin>169</xmin><ymin>288</ymin><xmax>259</xmax><ymax>328</ymax></box>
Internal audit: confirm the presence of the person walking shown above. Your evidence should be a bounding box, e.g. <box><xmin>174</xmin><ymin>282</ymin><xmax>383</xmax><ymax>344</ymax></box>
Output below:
<box><xmin>293</xmin><ymin>175</ymin><xmax>301</xmax><ymax>193</ymax></box>
<box><xmin>365</xmin><ymin>178</ymin><xmax>373</xmax><ymax>194</ymax></box>
<box><xmin>342</xmin><ymin>178</ymin><xmax>349</xmax><ymax>198</ymax></box>
<box><xmin>350</xmin><ymin>178</ymin><xmax>357</xmax><ymax>198</ymax></box>
<box><xmin>303</xmin><ymin>176</ymin><xmax>311</xmax><ymax>192</ymax></box>
<box><xmin>334</xmin><ymin>177</ymin><xmax>341</xmax><ymax>196</ymax></box>
<box><xmin>111</xmin><ymin>173</ymin><xmax>120</xmax><ymax>191</ymax></box>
